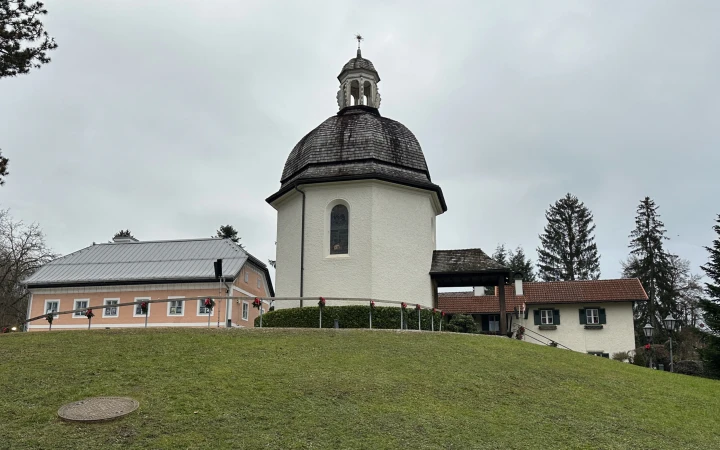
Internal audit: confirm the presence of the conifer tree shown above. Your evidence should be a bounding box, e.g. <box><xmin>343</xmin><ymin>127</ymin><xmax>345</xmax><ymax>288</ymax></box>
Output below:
<box><xmin>536</xmin><ymin>193</ymin><xmax>601</xmax><ymax>281</ymax></box>
<box><xmin>1</xmin><ymin>1</ymin><xmax>58</xmax><ymax>78</ymax></box>
<box><xmin>699</xmin><ymin>214</ymin><xmax>720</xmax><ymax>377</ymax></box>
<box><xmin>492</xmin><ymin>244</ymin><xmax>508</xmax><ymax>266</ymax></box>
<box><xmin>216</xmin><ymin>225</ymin><xmax>244</xmax><ymax>248</ymax></box>
<box><xmin>508</xmin><ymin>246</ymin><xmax>537</xmax><ymax>282</ymax></box>
<box><xmin>622</xmin><ymin>197</ymin><xmax>671</xmax><ymax>331</ymax></box>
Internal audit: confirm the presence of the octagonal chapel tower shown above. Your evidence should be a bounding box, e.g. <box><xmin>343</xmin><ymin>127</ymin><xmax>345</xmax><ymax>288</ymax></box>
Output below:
<box><xmin>266</xmin><ymin>46</ymin><xmax>447</xmax><ymax>308</ymax></box>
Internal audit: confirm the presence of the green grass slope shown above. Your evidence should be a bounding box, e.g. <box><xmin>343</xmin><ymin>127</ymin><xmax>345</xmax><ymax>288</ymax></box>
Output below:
<box><xmin>1</xmin><ymin>329</ymin><xmax>718</xmax><ymax>449</ymax></box>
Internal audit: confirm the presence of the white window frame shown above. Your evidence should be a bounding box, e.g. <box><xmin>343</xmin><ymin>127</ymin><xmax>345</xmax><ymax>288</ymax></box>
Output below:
<box><xmin>242</xmin><ymin>301</ymin><xmax>249</xmax><ymax>321</ymax></box>
<box><xmin>167</xmin><ymin>296</ymin><xmax>185</xmax><ymax>317</ymax></box>
<box><xmin>257</xmin><ymin>276</ymin><xmax>261</xmax><ymax>289</ymax></box>
<box><xmin>244</xmin><ymin>271</ymin><xmax>249</xmax><ymax>283</ymax></box>
<box><xmin>102</xmin><ymin>298</ymin><xmax>120</xmax><ymax>318</ymax></box>
<box><xmin>197</xmin><ymin>298</ymin><xmax>215</xmax><ymax>316</ymax></box>
<box><xmin>73</xmin><ymin>299</ymin><xmax>90</xmax><ymax>318</ymax></box>
<box><xmin>540</xmin><ymin>309</ymin><xmax>553</xmax><ymax>325</ymax></box>
<box><xmin>44</xmin><ymin>299</ymin><xmax>60</xmax><ymax>318</ymax></box>
<box><xmin>133</xmin><ymin>297</ymin><xmax>151</xmax><ymax>317</ymax></box>
<box><xmin>586</xmin><ymin>308</ymin><xmax>599</xmax><ymax>325</ymax></box>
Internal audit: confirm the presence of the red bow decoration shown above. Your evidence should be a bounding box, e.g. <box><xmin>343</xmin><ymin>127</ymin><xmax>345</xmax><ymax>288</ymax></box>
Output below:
<box><xmin>85</xmin><ymin>309</ymin><xmax>94</xmax><ymax>319</ymax></box>
<box><xmin>203</xmin><ymin>298</ymin><xmax>215</xmax><ymax>311</ymax></box>
<box><xmin>370</xmin><ymin>300</ymin><xmax>375</xmax><ymax>309</ymax></box>
<box><xmin>401</xmin><ymin>302</ymin><xmax>407</xmax><ymax>310</ymax></box>
<box><xmin>318</xmin><ymin>297</ymin><xmax>326</xmax><ymax>308</ymax></box>
<box><xmin>252</xmin><ymin>298</ymin><xmax>262</xmax><ymax>309</ymax></box>
<box><xmin>415</xmin><ymin>304</ymin><xmax>421</xmax><ymax>311</ymax></box>
<box><xmin>140</xmin><ymin>301</ymin><xmax>149</xmax><ymax>314</ymax></box>
<box><xmin>644</xmin><ymin>344</ymin><xmax>651</xmax><ymax>351</ymax></box>
<box><xmin>441</xmin><ymin>311</ymin><xmax>446</xmax><ymax>317</ymax></box>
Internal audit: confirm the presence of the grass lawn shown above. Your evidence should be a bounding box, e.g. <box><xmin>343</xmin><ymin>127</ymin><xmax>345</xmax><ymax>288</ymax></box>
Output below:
<box><xmin>1</xmin><ymin>328</ymin><xmax>719</xmax><ymax>449</ymax></box>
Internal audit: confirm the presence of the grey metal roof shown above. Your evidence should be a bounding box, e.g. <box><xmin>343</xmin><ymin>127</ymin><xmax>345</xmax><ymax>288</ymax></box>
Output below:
<box><xmin>338</xmin><ymin>49</ymin><xmax>380</xmax><ymax>81</ymax></box>
<box><xmin>431</xmin><ymin>249</ymin><xmax>510</xmax><ymax>274</ymax></box>
<box><xmin>268</xmin><ymin>106</ymin><xmax>446</xmax><ymax>210</ymax></box>
<box><xmin>23</xmin><ymin>238</ymin><xmax>259</xmax><ymax>287</ymax></box>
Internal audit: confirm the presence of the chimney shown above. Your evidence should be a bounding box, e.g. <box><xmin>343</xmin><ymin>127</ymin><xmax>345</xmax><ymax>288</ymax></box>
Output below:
<box><xmin>514</xmin><ymin>273</ymin><xmax>523</xmax><ymax>296</ymax></box>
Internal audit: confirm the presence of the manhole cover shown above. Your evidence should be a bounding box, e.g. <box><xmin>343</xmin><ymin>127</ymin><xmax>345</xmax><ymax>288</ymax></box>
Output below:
<box><xmin>58</xmin><ymin>397</ymin><xmax>139</xmax><ymax>422</ymax></box>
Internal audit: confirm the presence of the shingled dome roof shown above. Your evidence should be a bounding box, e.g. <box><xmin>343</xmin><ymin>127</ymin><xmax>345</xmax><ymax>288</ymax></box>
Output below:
<box><xmin>266</xmin><ymin>105</ymin><xmax>446</xmax><ymax>210</ymax></box>
<box><xmin>338</xmin><ymin>54</ymin><xmax>380</xmax><ymax>81</ymax></box>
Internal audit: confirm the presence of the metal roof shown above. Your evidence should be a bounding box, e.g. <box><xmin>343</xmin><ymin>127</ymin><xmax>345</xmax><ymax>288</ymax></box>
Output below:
<box><xmin>23</xmin><ymin>238</ymin><xmax>261</xmax><ymax>288</ymax></box>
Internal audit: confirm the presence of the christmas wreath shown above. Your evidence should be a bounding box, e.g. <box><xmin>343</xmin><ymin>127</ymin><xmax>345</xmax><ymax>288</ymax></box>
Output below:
<box><xmin>515</xmin><ymin>326</ymin><xmax>525</xmax><ymax>340</ymax></box>
<box><xmin>252</xmin><ymin>298</ymin><xmax>262</xmax><ymax>309</ymax></box>
<box><xmin>85</xmin><ymin>309</ymin><xmax>94</xmax><ymax>319</ymax></box>
<box><xmin>401</xmin><ymin>302</ymin><xmax>407</xmax><ymax>310</ymax></box>
<box><xmin>45</xmin><ymin>313</ymin><xmax>54</xmax><ymax>325</ymax></box>
<box><xmin>318</xmin><ymin>297</ymin><xmax>326</xmax><ymax>308</ymax></box>
<box><xmin>140</xmin><ymin>301</ymin><xmax>149</xmax><ymax>314</ymax></box>
<box><xmin>203</xmin><ymin>298</ymin><xmax>215</xmax><ymax>312</ymax></box>
<box><xmin>415</xmin><ymin>304</ymin><xmax>422</xmax><ymax>311</ymax></box>
<box><xmin>370</xmin><ymin>300</ymin><xmax>375</xmax><ymax>309</ymax></box>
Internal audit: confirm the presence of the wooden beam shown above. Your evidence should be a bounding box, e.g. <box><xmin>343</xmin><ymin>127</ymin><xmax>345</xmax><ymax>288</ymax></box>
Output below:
<box><xmin>498</xmin><ymin>276</ymin><xmax>507</xmax><ymax>335</ymax></box>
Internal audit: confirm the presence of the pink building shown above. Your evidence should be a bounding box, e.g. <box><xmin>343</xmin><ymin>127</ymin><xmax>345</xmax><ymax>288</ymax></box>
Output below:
<box><xmin>23</xmin><ymin>237</ymin><xmax>273</xmax><ymax>331</ymax></box>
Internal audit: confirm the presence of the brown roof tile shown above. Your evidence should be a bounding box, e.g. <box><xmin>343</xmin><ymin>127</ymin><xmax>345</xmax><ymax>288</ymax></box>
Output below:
<box><xmin>438</xmin><ymin>278</ymin><xmax>648</xmax><ymax>314</ymax></box>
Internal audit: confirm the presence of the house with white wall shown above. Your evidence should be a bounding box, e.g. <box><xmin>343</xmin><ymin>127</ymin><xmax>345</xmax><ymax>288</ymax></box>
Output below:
<box><xmin>439</xmin><ymin>278</ymin><xmax>648</xmax><ymax>357</ymax></box>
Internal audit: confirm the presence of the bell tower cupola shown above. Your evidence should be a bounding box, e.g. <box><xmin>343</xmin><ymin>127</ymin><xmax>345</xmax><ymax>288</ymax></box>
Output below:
<box><xmin>336</xmin><ymin>35</ymin><xmax>381</xmax><ymax>109</ymax></box>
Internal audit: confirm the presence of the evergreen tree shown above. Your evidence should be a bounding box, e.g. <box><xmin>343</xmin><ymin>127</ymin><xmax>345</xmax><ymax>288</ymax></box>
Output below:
<box><xmin>0</xmin><ymin>1</ymin><xmax>58</xmax><ymax>78</ymax></box>
<box><xmin>536</xmin><ymin>193</ymin><xmax>601</xmax><ymax>281</ymax></box>
<box><xmin>216</xmin><ymin>225</ymin><xmax>244</xmax><ymax>248</ymax></box>
<box><xmin>113</xmin><ymin>229</ymin><xmax>134</xmax><ymax>239</ymax></box>
<box><xmin>622</xmin><ymin>197</ymin><xmax>671</xmax><ymax>335</ymax></box>
<box><xmin>699</xmin><ymin>214</ymin><xmax>720</xmax><ymax>377</ymax></box>
<box><xmin>508</xmin><ymin>246</ymin><xmax>537</xmax><ymax>282</ymax></box>
<box><xmin>492</xmin><ymin>244</ymin><xmax>508</xmax><ymax>266</ymax></box>
<box><xmin>0</xmin><ymin>149</ymin><xmax>7</xmax><ymax>186</ymax></box>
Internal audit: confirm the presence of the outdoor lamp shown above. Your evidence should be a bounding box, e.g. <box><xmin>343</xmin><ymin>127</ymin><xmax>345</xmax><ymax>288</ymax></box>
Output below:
<box><xmin>664</xmin><ymin>314</ymin><xmax>677</xmax><ymax>332</ymax></box>
<box><xmin>643</xmin><ymin>323</ymin><xmax>654</xmax><ymax>338</ymax></box>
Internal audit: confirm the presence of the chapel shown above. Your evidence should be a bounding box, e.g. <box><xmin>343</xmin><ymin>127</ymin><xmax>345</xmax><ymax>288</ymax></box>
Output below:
<box><xmin>266</xmin><ymin>41</ymin><xmax>511</xmax><ymax>319</ymax></box>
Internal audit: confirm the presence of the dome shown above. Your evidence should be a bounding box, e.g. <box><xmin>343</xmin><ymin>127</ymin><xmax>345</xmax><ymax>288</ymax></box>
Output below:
<box><xmin>266</xmin><ymin>105</ymin><xmax>446</xmax><ymax>211</ymax></box>
<box><xmin>338</xmin><ymin>54</ymin><xmax>380</xmax><ymax>81</ymax></box>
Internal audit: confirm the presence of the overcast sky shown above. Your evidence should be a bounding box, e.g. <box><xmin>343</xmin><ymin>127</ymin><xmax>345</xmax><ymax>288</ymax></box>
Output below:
<box><xmin>1</xmin><ymin>0</ymin><xmax>718</xmax><ymax>284</ymax></box>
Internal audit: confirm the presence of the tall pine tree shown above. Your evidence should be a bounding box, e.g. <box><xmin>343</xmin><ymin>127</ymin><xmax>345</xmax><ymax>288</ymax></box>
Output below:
<box><xmin>492</xmin><ymin>244</ymin><xmax>509</xmax><ymax>266</ymax></box>
<box><xmin>699</xmin><ymin>214</ymin><xmax>720</xmax><ymax>377</ymax></box>
<box><xmin>622</xmin><ymin>197</ymin><xmax>671</xmax><ymax>334</ymax></box>
<box><xmin>536</xmin><ymin>193</ymin><xmax>601</xmax><ymax>281</ymax></box>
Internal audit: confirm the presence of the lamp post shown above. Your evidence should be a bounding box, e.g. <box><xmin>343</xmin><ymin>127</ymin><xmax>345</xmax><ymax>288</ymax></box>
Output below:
<box><xmin>643</xmin><ymin>323</ymin><xmax>654</xmax><ymax>369</ymax></box>
<box><xmin>664</xmin><ymin>314</ymin><xmax>677</xmax><ymax>373</ymax></box>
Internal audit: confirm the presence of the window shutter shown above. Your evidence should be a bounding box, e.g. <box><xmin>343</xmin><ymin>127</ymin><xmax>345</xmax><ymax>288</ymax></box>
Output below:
<box><xmin>553</xmin><ymin>309</ymin><xmax>561</xmax><ymax>325</ymax></box>
<box><xmin>599</xmin><ymin>308</ymin><xmax>607</xmax><ymax>325</ymax></box>
<box><xmin>533</xmin><ymin>309</ymin><xmax>540</xmax><ymax>325</ymax></box>
<box><xmin>579</xmin><ymin>309</ymin><xmax>587</xmax><ymax>325</ymax></box>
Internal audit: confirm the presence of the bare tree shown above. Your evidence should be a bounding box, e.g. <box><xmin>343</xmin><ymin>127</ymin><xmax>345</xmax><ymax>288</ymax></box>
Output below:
<box><xmin>0</xmin><ymin>210</ymin><xmax>55</xmax><ymax>327</ymax></box>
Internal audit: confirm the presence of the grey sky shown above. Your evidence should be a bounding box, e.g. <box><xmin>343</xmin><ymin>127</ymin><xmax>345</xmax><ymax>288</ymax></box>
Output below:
<box><xmin>1</xmin><ymin>0</ymin><xmax>718</xmax><ymax>283</ymax></box>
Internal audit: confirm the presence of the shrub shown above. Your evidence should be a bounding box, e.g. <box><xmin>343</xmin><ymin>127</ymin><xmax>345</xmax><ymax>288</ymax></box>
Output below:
<box><xmin>612</xmin><ymin>351</ymin><xmax>631</xmax><ymax>362</ymax></box>
<box><xmin>674</xmin><ymin>360</ymin><xmax>705</xmax><ymax>377</ymax></box>
<box><xmin>631</xmin><ymin>345</ymin><xmax>670</xmax><ymax>369</ymax></box>
<box><xmin>444</xmin><ymin>314</ymin><xmax>478</xmax><ymax>334</ymax></box>
<box><xmin>254</xmin><ymin>305</ymin><xmax>443</xmax><ymax>331</ymax></box>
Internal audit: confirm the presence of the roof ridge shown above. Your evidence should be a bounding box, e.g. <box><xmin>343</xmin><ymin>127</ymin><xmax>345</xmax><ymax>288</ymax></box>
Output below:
<box><xmin>97</xmin><ymin>237</ymin><xmax>227</xmax><ymax>245</ymax></box>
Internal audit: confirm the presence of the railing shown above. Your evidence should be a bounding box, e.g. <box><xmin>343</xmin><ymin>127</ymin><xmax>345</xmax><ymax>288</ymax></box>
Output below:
<box><xmin>22</xmin><ymin>296</ymin><xmax>446</xmax><ymax>332</ymax></box>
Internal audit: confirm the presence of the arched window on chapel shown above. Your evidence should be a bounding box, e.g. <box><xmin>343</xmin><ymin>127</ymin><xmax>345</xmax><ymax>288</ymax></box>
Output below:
<box><xmin>330</xmin><ymin>204</ymin><xmax>349</xmax><ymax>255</ymax></box>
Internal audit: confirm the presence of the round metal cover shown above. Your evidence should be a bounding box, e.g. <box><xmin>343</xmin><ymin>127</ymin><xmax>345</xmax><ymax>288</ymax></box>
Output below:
<box><xmin>58</xmin><ymin>397</ymin><xmax>139</xmax><ymax>422</ymax></box>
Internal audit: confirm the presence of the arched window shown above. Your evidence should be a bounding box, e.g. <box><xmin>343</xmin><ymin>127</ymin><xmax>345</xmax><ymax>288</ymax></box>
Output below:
<box><xmin>350</xmin><ymin>80</ymin><xmax>360</xmax><ymax>106</ymax></box>
<box><xmin>363</xmin><ymin>81</ymin><xmax>372</xmax><ymax>106</ymax></box>
<box><xmin>330</xmin><ymin>204</ymin><xmax>349</xmax><ymax>254</ymax></box>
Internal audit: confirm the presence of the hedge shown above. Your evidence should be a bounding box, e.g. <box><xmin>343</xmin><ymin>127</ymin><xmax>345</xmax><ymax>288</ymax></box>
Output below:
<box><xmin>253</xmin><ymin>305</ymin><xmax>445</xmax><ymax>330</ymax></box>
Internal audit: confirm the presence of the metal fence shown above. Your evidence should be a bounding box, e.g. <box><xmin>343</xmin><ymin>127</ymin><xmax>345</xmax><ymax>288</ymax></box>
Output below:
<box><xmin>22</xmin><ymin>296</ymin><xmax>446</xmax><ymax>332</ymax></box>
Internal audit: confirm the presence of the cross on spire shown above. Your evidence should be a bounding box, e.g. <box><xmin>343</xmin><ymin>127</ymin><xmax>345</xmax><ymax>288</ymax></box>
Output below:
<box><xmin>355</xmin><ymin>34</ymin><xmax>363</xmax><ymax>57</ymax></box>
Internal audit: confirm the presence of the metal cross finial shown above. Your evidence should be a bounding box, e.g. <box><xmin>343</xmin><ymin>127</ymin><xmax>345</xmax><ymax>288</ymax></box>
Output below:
<box><xmin>355</xmin><ymin>34</ymin><xmax>363</xmax><ymax>49</ymax></box>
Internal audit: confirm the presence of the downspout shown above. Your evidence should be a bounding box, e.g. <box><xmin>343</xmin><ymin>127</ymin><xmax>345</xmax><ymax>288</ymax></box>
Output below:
<box><xmin>224</xmin><ymin>279</ymin><xmax>232</xmax><ymax>327</ymax></box>
<box><xmin>294</xmin><ymin>185</ymin><xmax>306</xmax><ymax>307</ymax></box>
